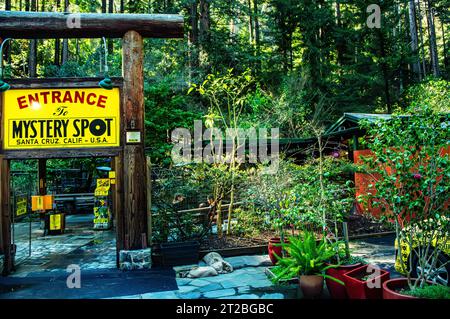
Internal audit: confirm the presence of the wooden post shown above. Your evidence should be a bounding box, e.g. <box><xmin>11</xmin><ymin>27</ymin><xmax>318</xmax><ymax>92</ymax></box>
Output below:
<box><xmin>146</xmin><ymin>156</ymin><xmax>152</xmax><ymax>246</ymax></box>
<box><xmin>0</xmin><ymin>156</ymin><xmax>12</xmax><ymax>274</ymax></box>
<box><xmin>113</xmin><ymin>154</ymin><xmax>125</xmax><ymax>266</ymax></box>
<box><xmin>122</xmin><ymin>30</ymin><xmax>147</xmax><ymax>250</ymax></box>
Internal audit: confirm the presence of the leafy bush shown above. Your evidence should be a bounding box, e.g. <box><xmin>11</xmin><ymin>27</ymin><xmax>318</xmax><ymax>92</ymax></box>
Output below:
<box><xmin>395</xmin><ymin>78</ymin><xmax>450</xmax><ymax>113</ymax></box>
<box><xmin>232</xmin><ymin>206</ymin><xmax>270</xmax><ymax>238</ymax></box>
<box><xmin>358</xmin><ymin>104</ymin><xmax>450</xmax><ymax>288</ymax></box>
<box><xmin>144</xmin><ymin>78</ymin><xmax>200</xmax><ymax>165</ymax></box>
<box><xmin>403</xmin><ymin>284</ymin><xmax>450</xmax><ymax>299</ymax></box>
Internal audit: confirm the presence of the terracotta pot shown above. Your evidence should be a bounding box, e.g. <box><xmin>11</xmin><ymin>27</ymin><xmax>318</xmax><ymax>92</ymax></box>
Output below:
<box><xmin>343</xmin><ymin>264</ymin><xmax>390</xmax><ymax>299</ymax></box>
<box><xmin>382</xmin><ymin>278</ymin><xmax>420</xmax><ymax>299</ymax></box>
<box><xmin>299</xmin><ymin>275</ymin><xmax>324</xmax><ymax>299</ymax></box>
<box><xmin>325</xmin><ymin>263</ymin><xmax>362</xmax><ymax>299</ymax></box>
<box><xmin>268</xmin><ymin>237</ymin><xmax>289</xmax><ymax>265</ymax></box>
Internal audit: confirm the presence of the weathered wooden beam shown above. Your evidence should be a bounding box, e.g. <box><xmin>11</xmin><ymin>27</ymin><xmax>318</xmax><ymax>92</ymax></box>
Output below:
<box><xmin>4</xmin><ymin>77</ymin><xmax>124</xmax><ymax>88</ymax></box>
<box><xmin>0</xmin><ymin>11</ymin><xmax>184</xmax><ymax>39</ymax></box>
<box><xmin>122</xmin><ymin>31</ymin><xmax>148</xmax><ymax>250</ymax></box>
<box><xmin>0</xmin><ymin>156</ymin><xmax>12</xmax><ymax>275</ymax></box>
<box><xmin>2</xmin><ymin>148</ymin><xmax>122</xmax><ymax>160</ymax></box>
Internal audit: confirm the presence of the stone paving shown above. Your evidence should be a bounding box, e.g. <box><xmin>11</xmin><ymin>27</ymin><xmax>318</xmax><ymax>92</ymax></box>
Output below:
<box><xmin>4</xmin><ymin>216</ymin><xmax>399</xmax><ymax>299</ymax></box>
<box><xmin>10</xmin><ymin>214</ymin><xmax>116</xmax><ymax>277</ymax></box>
<box><xmin>114</xmin><ymin>235</ymin><xmax>399</xmax><ymax>299</ymax></box>
<box><xmin>114</xmin><ymin>256</ymin><xmax>299</xmax><ymax>299</ymax></box>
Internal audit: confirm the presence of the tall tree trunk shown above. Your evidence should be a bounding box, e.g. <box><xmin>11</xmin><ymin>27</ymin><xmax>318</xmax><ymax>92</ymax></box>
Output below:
<box><xmin>120</xmin><ymin>0</ymin><xmax>124</xmax><ymax>13</ymax></box>
<box><xmin>28</xmin><ymin>0</ymin><xmax>37</xmax><ymax>77</ymax></box>
<box><xmin>409</xmin><ymin>0</ymin><xmax>421</xmax><ymax>79</ymax></box>
<box><xmin>199</xmin><ymin>0</ymin><xmax>210</xmax><ymax>67</ymax></box>
<box><xmin>5</xmin><ymin>0</ymin><xmax>11</xmax><ymax>10</ymax></box>
<box><xmin>54</xmin><ymin>0</ymin><xmax>61</xmax><ymax>66</ymax></box>
<box><xmin>188</xmin><ymin>0</ymin><xmax>199</xmax><ymax>78</ymax></box>
<box><xmin>426</xmin><ymin>0</ymin><xmax>440</xmax><ymax>76</ymax></box>
<box><xmin>336</xmin><ymin>0</ymin><xmax>345</xmax><ymax>66</ymax></box>
<box><xmin>417</xmin><ymin>0</ymin><xmax>427</xmax><ymax>76</ymax></box>
<box><xmin>442</xmin><ymin>21</ymin><xmax>448</xmax><ymax>73</ymax></box>
<box><xmin>248</xmin><ymin>0</ymin><xmax>254</xmax><ymax>45</ymax></box>
<box><xmin>61</xmin><ymin>0</ymin><xmax>70</xmax><ymax>65</ymax></box>
<box><xmin>253</xmin><ymin>0</ymin><xmax>261</xmax><ymax>73</ymax></box>
<box><xmin>378</xmin><ymin>29</ymin><xmax>392</xmax><ymax>113</ymax></box>
<box><xmin>108</xmin><ymin>0</ymin><xmax>114</xmax><ymax>54</ymax></box>
<box><xmin>199</xmin><ymin>0</ymin><xmax>210</xmax><ymax>43</ymax></box>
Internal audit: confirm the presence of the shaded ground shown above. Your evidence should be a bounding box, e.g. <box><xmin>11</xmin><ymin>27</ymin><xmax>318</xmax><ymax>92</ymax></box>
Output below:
<box><xmin>0</xmin><ymin>268</ymin><xmax>177</xmax><ymax>299</ymax></box>
<box><xmin>1</xmin><ymin>221</ymin><xmax>398</xmax><ymax>299</ymax></box>
<box><xmin>11</xmin><ymin>214</ymin><xmax>116</xmax><ymax>276</ymax></box>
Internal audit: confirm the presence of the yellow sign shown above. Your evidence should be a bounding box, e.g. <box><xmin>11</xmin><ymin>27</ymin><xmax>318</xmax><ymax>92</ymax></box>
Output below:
<box><xmin>50</xmin><ymin>214</ymin><xmax>62</xmax><ymax>230</ymax></box>
<box><xmin>2</xmin><ymin>88</ymin><xmax>120</xmax><ymax>149</ymax></box>
<box><xmin>16</xmin><ymin>197</ymin><xmax>28</xmax><ymax>216</ymax></box>
<box><xmin>95</xmin><ymin>178</ymin><xmax>111</xmax><ymax>196</ymax></box>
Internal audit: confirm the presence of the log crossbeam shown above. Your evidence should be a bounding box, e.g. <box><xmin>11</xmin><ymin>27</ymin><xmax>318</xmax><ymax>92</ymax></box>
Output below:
<box><xmin>0</xmin><ymin>11</ymin><xmax>184</xmax><ymax>39</ymax></box>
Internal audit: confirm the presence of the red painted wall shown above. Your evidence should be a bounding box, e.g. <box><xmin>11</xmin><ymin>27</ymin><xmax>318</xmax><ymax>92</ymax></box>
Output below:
<box><xmin>353</xmin><ymin>147</ymin><xmax>449</xmax><ymax>219</ymax></box>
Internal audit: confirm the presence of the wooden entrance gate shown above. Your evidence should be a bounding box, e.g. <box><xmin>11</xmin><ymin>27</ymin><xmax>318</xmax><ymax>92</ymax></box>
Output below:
<box><xmin>0</xmin><ymin>11</ymin><xmax>184</xmax><ymax>275</ymax></box>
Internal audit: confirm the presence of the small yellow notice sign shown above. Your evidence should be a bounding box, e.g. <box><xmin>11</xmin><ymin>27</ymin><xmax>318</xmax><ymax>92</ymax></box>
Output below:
<box><xmin>16</xmin><ymin>197</ymin><xmax>28</xmax><ymax>216</ymax></box>
<box><xmin>50</xmin><ymin>214</ymin><xmax>62</xmax><ymax>230</ymax></box>
<box><xmin>2</xmin><ymin>88</ymin><xmax>120</xmax><ymax>149</ymax></box>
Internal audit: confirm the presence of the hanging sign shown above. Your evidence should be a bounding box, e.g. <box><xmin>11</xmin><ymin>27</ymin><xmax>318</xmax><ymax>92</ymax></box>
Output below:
<box><xmin>16</xmin><ymin>196</ymin><xmax>28</xmax><ymax>216</ymax></box>
<box><xmin>2</xmin><ymin>88</ymin><xmax>120</xmax><ymax>149</ymax></box>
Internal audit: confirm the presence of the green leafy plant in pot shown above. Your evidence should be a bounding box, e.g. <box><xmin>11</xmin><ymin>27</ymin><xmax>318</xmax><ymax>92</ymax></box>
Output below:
<box><xmin>271</xmin><ymin>231</ymin><xmax>343</xmax><ymax>299</ymax></box>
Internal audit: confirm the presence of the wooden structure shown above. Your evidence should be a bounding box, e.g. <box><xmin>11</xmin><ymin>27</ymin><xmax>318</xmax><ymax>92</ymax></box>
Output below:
<box><xmin>0</xmin><ymin>12</ymin><xmax>183</xmax><ymax>275</ymax></box>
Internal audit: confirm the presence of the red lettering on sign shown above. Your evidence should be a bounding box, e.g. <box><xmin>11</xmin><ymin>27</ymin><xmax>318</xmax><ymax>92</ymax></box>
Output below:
<box><xmin>62</xmin><ymin>91</ymin><xmax>73</xmax><ymax>103</ymax></box>
<box><xmin>28</xmin><ymin>93</ymin><xmax>40</xmax><ymax>106</ymax></box>
<box><xmin>97</xmin><ymin>95</ymin><xmax>107</xmax><ymax>108</ymax></box>
<box><xmin>74</xmin><ymin>91</ymin><xmax>85</xmax><ymax>104</ymax></box>
<box><xmin>86</xmin><ymin>93</ymin><xmax>96</xmax><ymax>105</ymax></box>
<box><xmin>40</xmin><ymin>91</ymin><xmax>50</xmax><ymax>104</ymax></box>
<box><xmin>17</xmin><ymin>96</ymin><xmax>28</xmax><ymax>109</ymax></box>
<box><xmin>52</xmin><ymin>91</ymin><xmax>62</xmax><ymax>103</ymax></box>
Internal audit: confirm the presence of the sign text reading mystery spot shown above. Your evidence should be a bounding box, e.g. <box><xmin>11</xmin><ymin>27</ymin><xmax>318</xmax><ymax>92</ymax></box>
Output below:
<box><xmin>3</xmin><ymin>88</ymin><xmax>120</xmax><ymax>149</ymax></box>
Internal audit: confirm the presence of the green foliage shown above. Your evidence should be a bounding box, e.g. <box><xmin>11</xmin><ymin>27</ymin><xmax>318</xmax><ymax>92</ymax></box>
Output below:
<box><xmin>144</xmin><ymin>78</ymin><xmax>200</xmax><ymax>165</ymax></box>
<box><xmin>271</xmin><ymin>232</ymin><xmax>342</xmax><ymax>283</ymax></box>
<box><xmin>292</xmin><ymin>157</ymin><xmax>356</xmax><ymax>231</ymax></box>
<box><xmin>358</xmin><ymin>104</ymin><xmax>450</xmax><ymax>286</ymax></box>
<box><xmin>246</xmin><ymin>159</ymin><xmax>301</xmax><ymax>238</ymax></box>
<box><xmin>403</xmin><ymin>284</ymin><xmax>450</xmax><ymax>299</ymax></box>
<box><xmin>232</xmin><ymin>206</ymin><xmax>270</xmax><ymax>238</ymax></box>
<box><xmin>395</xmin><ymin>78</ymin><xmax>450</xmax><ymax>113</ymax></box>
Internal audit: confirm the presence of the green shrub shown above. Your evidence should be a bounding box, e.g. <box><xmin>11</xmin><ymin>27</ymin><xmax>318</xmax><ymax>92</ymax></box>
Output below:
<box><xmin>403</xmin><ymin>284</ymin><xmax>450</xmax><ymax>299</ymax></box>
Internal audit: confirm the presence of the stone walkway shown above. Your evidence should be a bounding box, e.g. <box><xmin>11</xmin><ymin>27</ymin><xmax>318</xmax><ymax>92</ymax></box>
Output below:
<box><xmin>114</xmin><ymin>235</ymin><xmax>399</xmax><ymax>299</ymax></box>
<box><xmin>2</xmin><ymin>221</ymin><xmax>398</xmax><ymax>299</ymax></box>
<box><xmin>113</xmin><ymin>255</ymin><xmax>298</xmax><ymax>299</ymax></box>
<box><xmin>10</xmin><ymin>214</ymin><xmax>116</xmax><ymax>277</ymax></box>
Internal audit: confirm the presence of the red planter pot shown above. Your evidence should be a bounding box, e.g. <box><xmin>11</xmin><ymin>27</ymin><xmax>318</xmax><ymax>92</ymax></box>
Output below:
<box><xmin>382</xmin><ymin>278</ymin><xmax>421</xmax><ymax>299</ymax></box>
<box><xmin>343</xmin><ymin>264</ymin><xmax>390</xmax><ymax>299</ymax></box>
<box><xmin>325</xmin><ymin>263</ymin><xmax>362</xmax><ymax>299</ymax></box>
<box><xmin>268</xmin><ymin>238</ymin><xmax>289</xmax><ymax>265</ymax></box>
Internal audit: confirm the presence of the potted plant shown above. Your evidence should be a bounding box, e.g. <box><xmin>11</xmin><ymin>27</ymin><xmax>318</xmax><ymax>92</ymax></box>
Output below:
<box><xmin>343</xmin><ymin>264</ymin><xmax>390</xmax><ymax>299</ymax></box>
<box><xmin>385</xmin><ymin>282</ymin><xmax>450</xmax><ymax>299</ymax></box>
<box><xmin>293</xmin><ymin>156</ymin><xmax>362</xmax><ymax>299</ymax></box>
<box><xmin>358</xmin><ymin>105</ymin><xmax>450</xmax><ymax>299</ymax></box>
<box><xmin>325</xmin><ymin>243</ymin><xmax>367</xmax><ymax>299</ymax></box>
<box><xmin>271</xmin><ymin>231</ymin><xmax>343</xmax><ymax>299</ymax></box>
